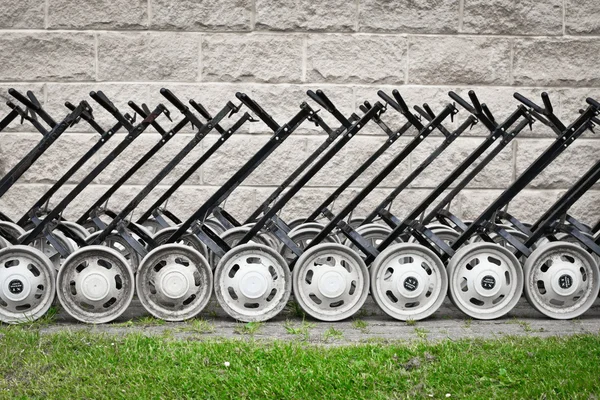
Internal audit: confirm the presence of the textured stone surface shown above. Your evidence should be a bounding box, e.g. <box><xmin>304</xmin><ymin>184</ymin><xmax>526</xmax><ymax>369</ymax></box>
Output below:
<box><xmin>48</xmin><ymin>0</ymin><xmax>148</xmax><ymax>29</ymax></box>
<box><xmin>307</xmin><ymin>35</ymin><xmax>407</xmax><ymax>84</ymax></box>
<box><xmin>556</xmin><ymin>88</ymin><xmax>600</xmax><ymax>122</ymax></box>
<box><xmin>0</xmin><ymin>33</ymin><xmax>95</xmax><ymax>81</ymax></box>
<box><xmin>457</xmin><ymin>189</ymin><xmax>563</xmax><ymax>223</ymax></box>
<box><xmin>568</xmin><ymin>190</ymin><xmax>600</xmax><ymax>224</ymax></box>
<box><xmin>93</xmin><ymin>133</ymin><xmax>203</xmax><ymax>185</ymax></box>
<box><xmin>0</xmin><ymin>0</ymin><xmax>45</xmax><ymax>28</ymax></box>
<box><xmin>202</xmin><ymin>34</ymin><xmax>303</xmax><ymax>83</ymax></box>
<box><xmin>513</xmin><ymin>39</ymin><xmax>600</xmax><ymax>87</ymax></box>
<box><xmin>463</xmin><ymin>0</ymin><xmax>562</xmax><ymax>35</ymax></box>
<box><xmin>566</xmin><ymin>0</ymin><xmax>600</xmax><ymax>35</ymax></box>
<box><xmin>0</xmin><ymin>133</ymin><xmax>97</xmax><ymax>185</ymax></box>
<box><xmin>98</xmin><ymin>33</ymin><xmax>200</xmax><ymax>81</ymax></box>
<box><xmin>308</xmin><ymin>136</ymin><xmax>411</xmax><ymax>188</ymax></box>
<box><xmin>408</xmin><ymin>36</ymin><xmax>512</xmax><ymax>85</ymax></box>
<box><xmin>359</xmin><ymin>0</ymin><xmax>459</xmax><ymax>33</ymax></box>
<box><xmin>151</xmin><ymin>0</ymin><xmax>252</xmax><ymax>31</ymax></box>
<box><xmin>410</xmin><ymin>137</ymin><xmax>514</xmax><ymax>189</ymax></box>
<box><xmin>515</xmin><ymin>139</ymin><xmax>600</xmax><ymax>189</ymax></box>
<box><xmin>201</xmin><ymin>135</ymin><xmax>273</xmax><ymax>185</ymax></box>
<box><xmin>256</xmin><ymin>0</ymin><xmax>355</xmax><ymax>32</ymax></box>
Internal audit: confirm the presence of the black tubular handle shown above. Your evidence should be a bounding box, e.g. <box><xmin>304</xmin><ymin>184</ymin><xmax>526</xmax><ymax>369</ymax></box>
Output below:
<box><xmin>9</xmin><ymin>88</ymin><xmax>57</xmax><ymax>127</ymax></box>
<box><xmin>359</xmin><ymin>104</ymin><xmax>369</xmax><ymax>114</ymax></box>
<box><xmin>422</xmin><ymin>103</ymin><xmax>436</xmax><ymax>119</ymax></box>
<box><xmin>128</xmin><ymin>101</ymin><xmax>166</xmax><ymax>135</ymax></box>
<box><xmin>377</xmin><ymin>90</ymin><xmax>404</xmax><ymax>113</ymax></box>
<box><xmin>468</xmin><ymin>90</ymin><xmax>483</xmax><ymax>114</ymax></box>
<box><xmin>392</xmin><ymin>89</ymin><xmax>410</xmax><ymax>114</ymax></box>
<box><xmin>189</xmin><ymin>99</ymin><xmax>210</xmax><ymax>119</ymax></box>
<box><xmin>541</xmin><ymin>92</ymin><xmax>553</xmax><ymax>114</ymax></box>
<box><xmin>414</xmin><ymin>105</ymin><xmax>431</xmax><ymax>120</ymax></box>
<box><xmin>236</xmin><ymin>92</ymin><xmax>280</xmax><ymax>131</ymax></box>
<box><xmin>481</xmin><ymin>103</ymin><xmax>495</xmax><ymax>123</ymax></box>
<box><xmin>513</xmin><ymin>92</ymin><xmax>545</xmax><ymax>114</ymax></box>
<box><xmin>27</xmin><ymin>91</ymin><xmax>42</xmax><ymax>109</ymax></box>
<box><xmin>307</xmin><ymin>90</ymin><xmax>331</xmax><ymax>111</ymax></box>
<box><xmin>315</xmin><ymin>89</ymin><xmax>336</xmax><ymax>111</ymax></box>
<box><xmin>448</xmin><ymin>91</ymin><xmax>476</xmax><ymax>113</ymax></box>
<box><xmin>587</xmin><ymin>97</ymin><xmax>600</xmax><ymax>109</ymax></box>
<box><xmin>160</xmin><ymin>88</ymin><xmax>187</xmax><ymax>112</ymax></box>
<box><xmin>90</xmin><ymin>91</ymin><xmax>118</xmax><ymax>114</ymax></box>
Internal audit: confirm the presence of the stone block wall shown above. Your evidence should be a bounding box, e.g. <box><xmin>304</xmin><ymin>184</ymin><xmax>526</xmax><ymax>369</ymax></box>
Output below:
<box><xmin>0</xmin><ymin>0</ymin><xmax>598</xmax><ymax>225</ymax></box>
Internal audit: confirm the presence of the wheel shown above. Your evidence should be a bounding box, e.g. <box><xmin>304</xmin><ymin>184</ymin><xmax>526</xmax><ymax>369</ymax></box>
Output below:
<box><xmin>293</xmin><ymin>243</ymin><xmax>369</xmax><ymax>321</ymax></box>
<box><xmin>347</xmin><ymin>217</ymin><xmax>365</xmax><ymax>229</ymax></box>
<box><xmin>204</xmin><ymin>218</ymin><xmax>226</xmax><ymax>236</ymax></box>
<box><xmin>0</xmin><ymin>236</ymin><xmax>9</xmax><ymax>249</ymax></box>
<box><xmin>151</xmin><ymin>226</ymin><xmax>208</xmax><ymax>259</ymax></box>
<box><xmin>370</xmin><ymin>243</ymin><xmax>447</xmax><ymax>321</ymax></box>
<box><xmin>56</xmin><ymin>246</ymin><xmax>134</xmax><ymax>324</ymax></box>
<box><xmin>214</xmin><ymin>243</ymin><xmax>291</xmax><ymax>322</ymax></box>
<box><xmin>279</xmin><ymin>227</ymin><xmax>338</xmax><ymax>266</ymax></box>
<box><xmin>447</xmin><ymin>242</ymin><xmax>523</xmax><ymax>320</ymax></box>
<box><xmin>140</xmin><ymin>219</ymin><xmax>165</xmax><ymax>235</ymax></box>
<box><xmin>0</xmin><ymin>221</ymin><xmax>26</xmax><ymax>239</ymax></box>
<box><xmin>0</xmin><ymin>245</ymin><xmax>56</xmax><ymax>324</ymax></box>
<box><xmin>409</xmin><ymin>226</ymin><xmax>461</xmax><ymax>252</ymax></box>
<box><xmin>289</xmin><ymin>222</ymin><xmax>341</xmax><ymax>244</ymax></box>
<box><xmin>86</xmin><ymin>232</ymin><xmax>140</xmax><ymax>273</ymax></box>
<box><xmin>209</xmin><ymin>226</ymin><xmax>270</xmax><ymax>269</ymax></box>
<box><xmin>344</xmin><ymin>223</ymin><xmax>401</xmax><ymax>260</ymax></box>
<box><xmin>136</xmin><ymin>244</ymin><xmax>213</xmax><ymax>321</ymax></box>
<box><xmin>288</xmin><ymin>222</ymin><xmax>325</xmax><ymax>236</ymax></box>
<box><xmin>523</xmin><ymin>242</ymin><xmax>600</xmax><ymax>319</ymax></box>
<box><xmin>59</xmin><ymin>221</ymin><xmax>91</xmax><ymax>240</ymax></box>
<box><xmin>286</xmin><ymin>217</ymin><xmax>306</xmax><ymax>231</ymax></box>
<box><xmin>20</xmin><ymin>230</ymin><xmax>76</xmax><ymax>271</ymax></box>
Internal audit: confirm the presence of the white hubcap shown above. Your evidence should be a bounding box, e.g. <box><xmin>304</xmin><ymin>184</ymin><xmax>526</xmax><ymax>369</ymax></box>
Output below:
<box><xmin>318</xmin><ymin>270</ymin><xmax>346</xmax><ymax>298</ymax></box>
<box><xmin>159</xmin><ymin>267</ymin><xmax>191</xmax><ymax>299</ymax></box>
<box><xmin>474</xmin><ymin>270</ymin><xmax>501</xmax><ymax>297</ymax></box>
<box><xmin>239</xmin><ymin>268</ymin><xmax>269</xmax><ymax>299</ymax></box>
<box><xmin>550</xmin><ymin>267</ymin><xmax>579</xmax><ymax>296</ymax></box>
<box><xmin>80</xmin><ymin>271</ymin><xmax>110</xmax><ymax>301</ymax></box>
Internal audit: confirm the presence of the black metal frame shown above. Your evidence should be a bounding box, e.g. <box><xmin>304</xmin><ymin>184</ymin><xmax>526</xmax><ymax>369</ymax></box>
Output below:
<box><xmin>19</xmin><ymin>91</ymin><xmax>168</xmax><ymax>257</ymax></box>
<box><xmin>160</xmin><ymin>93</ymin><xmax>316</xmax><ymax>260</ymax></box>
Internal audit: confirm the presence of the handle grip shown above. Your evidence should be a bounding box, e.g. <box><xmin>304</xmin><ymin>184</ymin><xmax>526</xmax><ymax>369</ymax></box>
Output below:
<box><xmin>236</xmin><ymin>92</ymin><xmax>280</xmax><ymax>131</ymax></box>
<box><xmin>377</xmin><ymin>90</ymin><xmax>402</xmax><ymax>113</ymax></box>
<box><xmin>448</xmin><ymin>91</ymin><xmax>475</xmax><ymax>113</ymax></box>
<box><xmin>8</xmin><ymin>88</ymin><xmax>38</xmax><ymax>110</ymax></box>
<box><xmin>90</xmin><ymin>91</ymin><xmax>118</xmax><ymax>114</ymax></box>
<box><xmin>27</xmin><ymin>91</ymin><xmax>42</xmax><ymax>109</ymax></box>
<box><xmin>392</xmin><ymin>90</ymin><xmax>410</xmax><ymax>114</ymax></box>
<box><xmin>586</xmin><ymin>97</ymin><xmax>600</xmax><ymax>109</ymax></box>
<box><xmin>481</xmin><ymin>103</ymin><xmax>495</xmax><ymax>123</ymax></box>
<box><xmin>316</xmin><ymin>89</ymin><xmax>336</xmax><ymax>111</ymax></box>
<box><xmin>513</xmin><ymin>93</ymin><xmax>544</xmax><ymax>114</ymax></box>
<box><xmin>468</xmin><ymin>90</ymin><xmax>483</xmax><ymax>114</ymax></box>
<box><xmin>189</xmin><ymin>99</ymin><xmax>210</xmax><ymax>119</ymax></box>
<box><xmin>413</xmin><ymin>105</ymin><xmax>431</xmax><ymax>121</ymax></box>
<box><xmin>307</xmin><ymin>90</ymin><xmax>330</xmax><ymax>111</ymax></box>
<box><xmin>422</xmin><ymin>103</ymin><xmax>436</xmax><ymax>119</ymax></box>
<box><xmin>541</xmin><ymin>92</ymin><xmax>553</xmax><ymax>114</ymax></box>
<box><xmin>160</xmin><ymin>88</ymin><xmax>187</xmax><ymax>112</ymax></box>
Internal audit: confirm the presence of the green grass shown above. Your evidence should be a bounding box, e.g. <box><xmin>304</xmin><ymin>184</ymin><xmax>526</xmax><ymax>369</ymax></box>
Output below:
<box><xmin>178</xmin><ymin>319</ymin><xmax>215</xmax><ymax>334</ymax></box>
<box><xmin>0</xmin><ymin>329</ymin><xmax>599</xmax><ymax>399</ymax></box>
<box><xmin>352</xmin><ymin>319</ymin><xmax>369</xmax><ymax>333</ymax></box>
<box><xmin>283</xmin><ymin>320</ymin><xmax>315</xmax><ymax>340</ymax></box>
<box><xmin>323</xmin><ymin>326</ymin><xmax>344</xmax><ymax>341</ymax></box>
<box><xmin>234</xmin><ymin>322</ymin><xmax>263</xmax><ymax>335</ymax></box>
